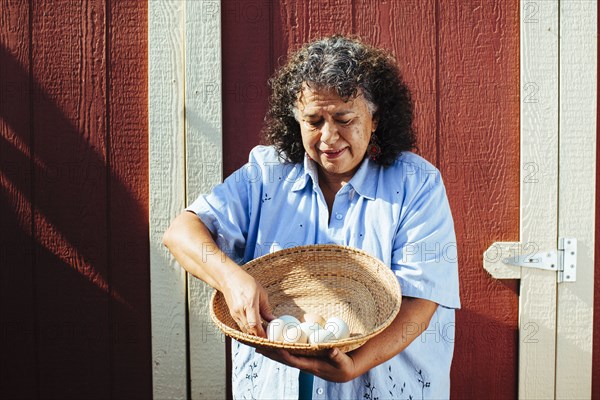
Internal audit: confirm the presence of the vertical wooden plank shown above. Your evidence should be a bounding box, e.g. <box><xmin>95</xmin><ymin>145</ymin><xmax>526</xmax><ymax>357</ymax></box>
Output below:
<box><xmin>108</xmin><ymin>1</ymin><xmax>152</xmax><ymax>398</ymax></box>
<box><xmin>221</xmin><ymin>3</ymin><xmax>279</xmax><ymax>396</ymax></box>
<box><xmin>354</xmin><ymin>0</ymin><xmax>438</xmax><ymax>165</ymax></box>
<box><xmin>438</xmin><ymin>1</ymin><xmax>520</xmax><ymax>398</ymax></box>
<box><xmin>556</xmin><ymin>2</ymin><xmax>597</xmax><ymax>398</ymax></box>
<box><xmin>185</xmin><ymin>1</ymin><xmax>226</xmax><ymax>399</ymax></box>
<box><xmin>272</xmin><ymin>0</ymin><xmax>354</xmax><ymax>91</ymax></box>
<box><xmin>32</xmin><ymin>0</ymin><xmax>111</xmax><ymax>397</ymax></box>
<box><xmin>519</xmin><ymin>0</ymin><xmax>559</xmax><ymax>398</ymax></box>
<box><xmin>274</xmin><ymin>0</ymin><xmax>353</xmax><ymax>57</ymax></box>
<box><xmin>0</xmin><ymin>1</ymin><xmax>36</xmax><ymax>398</ymax></box>
<box><xmin>149</xmin><ymin>1</ymin><xmax>188</xmax><ymax>398</ymax></box>
<box><xmin>594</xmin><ymin>3</ymin><xmax>600</xmax><ymax>392</ymax></box>
<box><xmin>222</xmin><ymin>0</ymin><xmax>272</xmax><ymax>177</ymax></box>
<box><xmin>305</xmin><ymin>0</ymin><xmax>353</xmax><ymax>41</ymax></box>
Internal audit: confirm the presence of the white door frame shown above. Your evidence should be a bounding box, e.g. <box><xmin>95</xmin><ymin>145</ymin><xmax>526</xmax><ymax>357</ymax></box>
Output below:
<box><xmin>149</xmin><ymin>1</ymin><xmax>225</xmax><ymax>399</ymax></box>
<box><xmin>485</xmin><ymin>1</ymin><xmax>597</xmax><ymax>398</ymax></box>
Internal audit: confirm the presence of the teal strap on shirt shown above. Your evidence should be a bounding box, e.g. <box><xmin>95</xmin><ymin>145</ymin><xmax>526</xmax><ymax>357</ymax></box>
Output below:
<box><xmin>298</xmin><ymin>371</ymin><xmax>314</xmax><ymax>400</ymax></box>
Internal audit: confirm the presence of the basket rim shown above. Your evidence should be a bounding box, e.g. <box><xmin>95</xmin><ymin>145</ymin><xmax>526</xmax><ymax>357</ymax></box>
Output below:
<box><xmin>210</xmin><ymin>244</ymin><xmax>402</xmax><ymax>353</ymax></box>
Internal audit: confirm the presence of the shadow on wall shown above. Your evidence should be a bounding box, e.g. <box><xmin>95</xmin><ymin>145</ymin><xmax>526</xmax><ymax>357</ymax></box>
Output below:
<box><xmin>0</xmin><ymin>43</ymin><xmax>151</xmax><ymax>399</ymax></box>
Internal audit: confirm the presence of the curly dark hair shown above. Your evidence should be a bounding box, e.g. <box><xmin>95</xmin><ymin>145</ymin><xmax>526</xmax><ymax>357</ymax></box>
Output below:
<box><xmin>261</xmin><ymin>34</ymin><xmax>416</xmax><ymax>166</ymax></box>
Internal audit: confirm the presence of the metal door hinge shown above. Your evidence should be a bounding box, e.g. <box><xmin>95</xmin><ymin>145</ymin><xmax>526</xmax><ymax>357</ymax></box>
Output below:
<box><xmin>502</xmin><ymin>237</ymin><xmax>577</xmax><ymax>282</ymax></box>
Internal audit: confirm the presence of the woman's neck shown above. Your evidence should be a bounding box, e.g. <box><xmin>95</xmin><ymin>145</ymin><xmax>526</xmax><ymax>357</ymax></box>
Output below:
<box><xmin>317</xmin><ymin>167</ymin><xmax>356</xmax><ymax>215</ymax></box>
<box><xmin>317</xmin><ymin>167</ymin><xmax>353</xmax><ymax>193</ymax></box>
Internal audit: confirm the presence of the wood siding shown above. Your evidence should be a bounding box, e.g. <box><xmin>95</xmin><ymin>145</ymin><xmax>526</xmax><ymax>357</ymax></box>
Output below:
<box><xmin>0</xmin><ymin>1</ymin><xmax>151</xmax><ymax>398</ymax></box>
<box><xmin>594</xmin><ymin>1</ymin><xmax>600</xmax><ymax>396</ymax></box>
<box><xmin>222</xmin><ymin>1</ymin><xmax>520</xmax><ymax>398</ymax></box>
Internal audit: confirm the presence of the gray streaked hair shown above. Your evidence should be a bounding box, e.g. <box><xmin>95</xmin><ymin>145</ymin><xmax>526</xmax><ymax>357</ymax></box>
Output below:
<box><xmin>262</xmin><ymin>35</ymin><xmax>416</xmax><ymax>166</ymax></box>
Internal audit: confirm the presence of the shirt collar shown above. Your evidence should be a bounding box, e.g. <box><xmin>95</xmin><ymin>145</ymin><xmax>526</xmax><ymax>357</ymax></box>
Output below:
<box><xmin>347</xmin><ymin>156</ymin><xmax>377</xmax><ymax>200</ymax></box>
<box><xmin>291</xmin><ymin>153</ymin><xmax>317</xmax><ymax>192</ymax></box>
<box><xmin>291</xmin><ymin>153</ymin><xmax>378</xmax><ymax>200</ymax></box>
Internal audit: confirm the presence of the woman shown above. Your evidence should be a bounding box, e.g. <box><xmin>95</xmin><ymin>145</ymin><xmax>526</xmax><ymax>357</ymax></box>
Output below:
<box><xmin>163</xmin><ymin>35</ymin><xmax>460</xmax><ymax>400</ymax></box>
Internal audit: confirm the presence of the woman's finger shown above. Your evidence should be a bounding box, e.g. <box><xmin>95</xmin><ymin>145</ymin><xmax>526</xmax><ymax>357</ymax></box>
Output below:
<box><xmin>328</xmin><ymin>348</ymin><xmax>344</xmax><ymax>366</ymax></box>
<box><xmin>233</xmin><ymin>315</ymin><xmax>247</xmax><ymax>333</ymax></box>
<box><xmin>246</xmin><ymin>304</ymin><xmax>267</xmax><ymax>337</ymax></box>
<box><xmin>258</xmin><ymin>288</ymin><xmax>275</xmax><ymax>322</ymax></box>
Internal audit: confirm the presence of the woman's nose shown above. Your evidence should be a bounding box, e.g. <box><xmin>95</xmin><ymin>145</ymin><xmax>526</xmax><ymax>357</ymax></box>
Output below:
<box><xmin>320</xmin><ymin>121</ymin><xmax>339</xmax><ymax>145</ymax></box>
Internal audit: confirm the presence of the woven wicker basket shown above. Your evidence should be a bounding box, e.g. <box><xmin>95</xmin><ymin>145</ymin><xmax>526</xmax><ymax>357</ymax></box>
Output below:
<box><xmin>210</xmin><ymin>244</ymin><xmax>402</xmax><ymax>356</ymax></box>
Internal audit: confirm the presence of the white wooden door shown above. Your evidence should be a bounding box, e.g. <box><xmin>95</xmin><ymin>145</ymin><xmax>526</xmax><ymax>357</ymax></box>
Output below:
<box><xmin>484</xmin><ymin>1</ymin><xmax>597</xmax><ymax>398</ymax></box>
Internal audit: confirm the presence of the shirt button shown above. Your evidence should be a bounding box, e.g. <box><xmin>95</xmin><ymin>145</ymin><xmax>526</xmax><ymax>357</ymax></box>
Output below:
<box><xmin>335</xmin><ymin>213</ymin><xmax>343</xmax><ymax>220</ymax></box>
<box><xmin>316</xmin><ymin>387</ymin><xmax>324</xmax><ymax>395</ymax></box>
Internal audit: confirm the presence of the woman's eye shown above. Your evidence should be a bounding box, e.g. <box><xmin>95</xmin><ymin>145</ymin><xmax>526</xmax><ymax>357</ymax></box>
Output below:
<box><xmin>305</xmin><ymin>120</ymin><xmax>322</xmax><ymax>128</ymax></box>
<box><xmin>303</xmin><ymin>118</ymin><xmax>351</xmax><ymax>129</ymax></box>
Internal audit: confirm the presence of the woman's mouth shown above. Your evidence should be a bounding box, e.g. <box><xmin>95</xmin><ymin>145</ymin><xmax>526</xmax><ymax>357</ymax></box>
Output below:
<box><xmin>321</xmin><ymin>148</ymin><xmax>347</xmax><ymax>159</ymax></box>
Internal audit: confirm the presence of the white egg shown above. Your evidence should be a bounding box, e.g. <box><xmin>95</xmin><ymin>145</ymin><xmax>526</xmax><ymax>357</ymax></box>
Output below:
<box><xmin>282</xmin><ymin>323</ymin><xmax>308</xmax><ymax>344</ymax></box>
<box><xmin>299</xmin><ymin>321</ymin><xmax>321</xmax><ymax>339</ymax></box>
<box><xmin>303</xmin><ymin>313</ymin><xmax>325</xmax><ymax>328</ymax></box>
<box><xmin>278</xmin><ymin>315</ymin><xmax>301</xmax><ymax>325</ymax></box>
<box><xmin>267</xmin><ymin>319</ymin><xmax>286</xmax><ymax>342</ymax></box>
<box><xmin>324</xmin><ymin>316</ymin><xmax>350</xmax><ymax>340</ymax></box>
<box><xmin>308</xmin><ymin>328</ymin><xmax>336</xmax><ymax>344</ymax></box>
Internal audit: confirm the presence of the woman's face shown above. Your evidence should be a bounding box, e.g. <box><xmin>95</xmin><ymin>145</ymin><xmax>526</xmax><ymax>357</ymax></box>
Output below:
<box><xmin>295</xmin><ymin>85</ymin><xmax>378</xmax><ymax>180</ymax></box>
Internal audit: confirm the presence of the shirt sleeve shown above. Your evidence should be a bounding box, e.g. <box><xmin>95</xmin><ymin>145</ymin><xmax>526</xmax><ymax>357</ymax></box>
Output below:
<box><xmin>391</xmin><ymin>167</ymin><xmax>461</xmax><ymax>309</ymax></box>
<box><xmin>185</xmin><ymin>158</ymin><xmax>254</xmax><ymax>265</ymax></box>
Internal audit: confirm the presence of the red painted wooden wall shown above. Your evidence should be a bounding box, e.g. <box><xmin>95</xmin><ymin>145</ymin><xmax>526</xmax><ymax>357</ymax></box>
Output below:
<box><xmin>0</xmin><ymin>1</ymin><xmax>151</xmax><ymax>398</ymax></box>
<box><xmin>222</xmin><ymin>0</ymin><xmax>520</xmax><ymax>398</ymax></box>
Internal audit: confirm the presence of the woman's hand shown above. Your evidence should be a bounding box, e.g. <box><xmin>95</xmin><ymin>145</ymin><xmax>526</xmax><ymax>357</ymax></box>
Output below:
<box><xmin>256</xmin><ymin>297</ymin><xmax>437</xmax><ymax>383</ymax></box>
<box><xmin>222</xmin><ymin>268</ymin><xmax>275</xmax><ymax>338</ymax></box>
<box><xmin>256</xmin><ymin>347</ymin><xmax>358</xmax><ymax>383</ymax></box>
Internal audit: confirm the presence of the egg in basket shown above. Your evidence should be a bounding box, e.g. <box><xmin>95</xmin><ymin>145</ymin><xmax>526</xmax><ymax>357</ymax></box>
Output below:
<box><xmin>210</xmin><ymin>244</ymin><xmax>402</xmax><ymax>356</ymax></box>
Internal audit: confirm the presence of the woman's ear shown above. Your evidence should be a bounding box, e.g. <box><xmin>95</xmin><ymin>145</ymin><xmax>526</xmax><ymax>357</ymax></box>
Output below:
<box><xmin>372</xmin><ymin>113</ymin><xmax>379</xmax><ymax>132</ymax></box>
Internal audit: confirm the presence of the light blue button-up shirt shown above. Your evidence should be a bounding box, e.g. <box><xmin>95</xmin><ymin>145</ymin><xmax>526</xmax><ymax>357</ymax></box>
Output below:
<box><xmin>187</xmin><ymin>145</ymin><xmax>460</xmax><ymax>400</ymax></box>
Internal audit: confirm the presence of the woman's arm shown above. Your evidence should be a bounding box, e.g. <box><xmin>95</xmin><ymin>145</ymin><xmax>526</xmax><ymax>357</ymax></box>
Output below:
<box><xmin>257</xmin><ymin>296</ymin><xmax>437</xmax><ymax>382</ymax></box>
<box><xmin>348</xmin><ymin>296</ymin><xmax>437</xmax><ymax>376</ymax></box>
<box><xmin>162</xmin><ymin>211</ymin><xmax>274</xmax><ymax>337</ymax></box>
